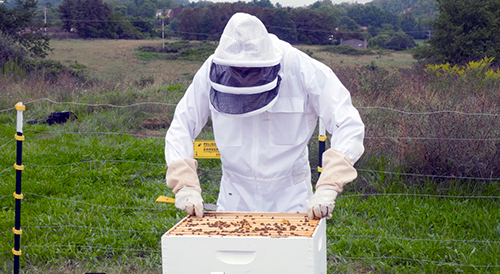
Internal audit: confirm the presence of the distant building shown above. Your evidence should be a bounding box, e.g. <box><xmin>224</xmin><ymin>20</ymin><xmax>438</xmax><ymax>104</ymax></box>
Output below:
<box><xmin>340</xmin><ymin>38</ymin><xmax>367</xmax><ymax>50</ymax></box>
<box><xmin>156</xmin><ymin>9</ymin><xmax>173</xmax><ymax>18</ymax></box>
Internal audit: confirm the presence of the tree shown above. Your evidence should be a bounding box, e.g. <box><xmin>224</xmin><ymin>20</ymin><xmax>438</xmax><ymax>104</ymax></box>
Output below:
<box><xmin>177</xmin><ymin>6</ymin><xmax>204</xmax><ymax>40</ymax></box>
<box><xmin>346</xmin><ymin>4</ymin><xmax>398</xmax><ymax>29</ymax></box>
<box><xmin>290</xmin><ymin>8</ymin><xmax>334</xmax><ymax>45</ymax></box>
<box><xmin>414</xmin><ymin>0</ymin><xmax>500</xmax><ymax>64</ymax></box>
<box><xmin>270</xmin><ymin>8</ymin><xmax>297</xmax><ymax>44</ymax></box>
<box><xmin>385</xmin><ymin>30</ymin><xmax>416</xmax><ymax>50</ymax></box>
<box><xmin>0</xmin><ymin>0</ymin><xmax>50</xmax><ymax>64</ymax></box>
<box><xmin>137</xmin><ymin>1</ymin><xmax>156</xmax><ymax>18</ymax></box>
<box><xmin>367</xmin><ymin>34</ymin><xmax>391</xmax><ymax>49</ymax></box>
<box><xmin>58</xmin><ymin>0</ymin><xmax>112</xmax><ymax>38</ymax></box>
<box><xmin>338</xmin><ymin>16</ymin><xmax>359</xmax><ymax>31</ymax></box>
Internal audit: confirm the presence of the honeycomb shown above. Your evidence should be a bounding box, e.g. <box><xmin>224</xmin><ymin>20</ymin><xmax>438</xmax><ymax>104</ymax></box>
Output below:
<box><xmin>166</xmin><ymin>212</ymin><xmax>320</xmax><ymax>237</ymax></box>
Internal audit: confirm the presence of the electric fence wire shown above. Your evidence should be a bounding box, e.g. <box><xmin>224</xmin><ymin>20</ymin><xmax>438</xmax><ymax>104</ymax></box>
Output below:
<box><xmin>356</xmin><ymin>168</ymin><xmax>500</xmax><ymax>181</ymax></box>
<box><xmin>19</xmin><ymin>160</ymin><xmax>500</xmax><ymax>181</ymax></box>
<box><xmin>1</xmin><ymin>98</ymin><xmax>500</xmax><ymax>117</ymax></box>
<box><xmin>19</xmin><ymin>191</ymin><xmax>500</xmax><ymax>214</ymax></box>
<box><xmin>14</xmin><ymin>245</ymin><xmax>500</xmax><ymax>268</ymax></box>
<box><xmin>0</xmin><ymin>167</ymin><xmax>12</xmax><ymax>176</ymax></box>
<box><xmin>16</xmin><ymin>225</ymin><xmax>500</xmax><ymax>245</ymax></box>
<box><xmin>13</xmin><ymin>245</ymin><xmax>500</xmax><ymax>268</ymax></box>
<box><xmin>0</xmin><ymin>139</ymin><xmax>15</xmax><ymax>150</ymax></box>
<box><xmin>0</xmin><ymin>230</ymin><xmax>10</xmax><ymax>236</ymax></box>
<box><xmin>357</xmin><ymin>106</ymin><xmax>500</xmax><ymax>116</ymax></box>
<box><xmin>22</xmin><ymin>244</ymin><xmax>161</xmax><ymax>253</ymax></box>
<box><xmin>23</xmin><ymin>225</ymin><xmax>164</xmax><ymax>234</ymax></box>
<box><xmin>24</xmin><ymin>160</ymin><xmax>165</xmax><ymax>168</ymax></box>
<box><xmin>24</xmin><ymin>192</ymin><xmax>168</xmax><ymax>211</ymax></box>
<box><xmin>338</xmin><ymin>193</ymin><xmax>500</xmax><ymax>199</ymax></box>
<box><xmin>332</xmin><ymin>256</ymin><xmax>500</xmax><ymax>268</ymax></box>
<box><xmin>326</xmin><ymin>234</ymin><xmax>500</xmax><ymax>244</ymax></box>
<box><xmin>22</xmin><ymin>129</ymin><xmax>500</xmax><ymax>142</ymax></box>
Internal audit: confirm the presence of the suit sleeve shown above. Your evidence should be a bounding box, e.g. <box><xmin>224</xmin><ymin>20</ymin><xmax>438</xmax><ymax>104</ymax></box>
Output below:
<box><xmin>165</xmin><ymin>58</ymin><xmax>212</xmax><ymax>165</ymax></box>
<box><xmin>299</xmin><ymin>51</ymin><xmax>365</xmax><ymax>164</ymax></box>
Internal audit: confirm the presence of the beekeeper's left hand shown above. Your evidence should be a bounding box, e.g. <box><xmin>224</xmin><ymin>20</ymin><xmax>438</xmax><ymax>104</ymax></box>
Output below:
<box><xmin>307</xmin><ymin>148</ymin><xmax>358</xmax><ymax>219</ymax></box>
<box><xmin>307</xmin><ymin>187</ymin><xmax>338</xmax><ymax>219</ymax></box>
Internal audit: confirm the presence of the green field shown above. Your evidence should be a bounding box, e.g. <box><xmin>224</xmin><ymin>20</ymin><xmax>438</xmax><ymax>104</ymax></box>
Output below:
<box><xmin>1</xmin><ymin>39</ymin><xmax>499</xmax><ymax>273</ymax></box>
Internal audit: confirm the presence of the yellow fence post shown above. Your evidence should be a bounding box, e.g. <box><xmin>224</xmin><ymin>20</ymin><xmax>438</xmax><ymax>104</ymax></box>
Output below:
<box><xmin>13</xmin><ymin>102</ymin><xmax>25</xmax><ymax>274</ymax></box>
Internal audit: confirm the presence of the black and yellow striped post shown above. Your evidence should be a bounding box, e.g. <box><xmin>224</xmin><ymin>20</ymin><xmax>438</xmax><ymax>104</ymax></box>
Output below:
<box><xmin>13</xmin><ymin>102</ymin><xmax>25</xmax><ymax>274</ymax></box>
<box><xmin>318</xmin><ymin>119</ymin><xmax>326</xmax><ymax>179</ymax></box>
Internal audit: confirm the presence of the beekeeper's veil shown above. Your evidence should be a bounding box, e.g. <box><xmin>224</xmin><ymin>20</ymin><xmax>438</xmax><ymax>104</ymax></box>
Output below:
<box><xmin>210</xmin><ymin>13</ymin><xmax>283</xmax><ymax>117</ymax></box>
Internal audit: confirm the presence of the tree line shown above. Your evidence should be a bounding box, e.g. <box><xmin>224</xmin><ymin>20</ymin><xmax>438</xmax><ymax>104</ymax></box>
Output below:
<box><xmin>49</xmin><ymin>0</ymin><xmax>426</xmax><ymax>52</ymax></box>
<box><xmin>1</xmin><ymin>0</ymin><xmax>500</xmax><ymax>67</ymax></box>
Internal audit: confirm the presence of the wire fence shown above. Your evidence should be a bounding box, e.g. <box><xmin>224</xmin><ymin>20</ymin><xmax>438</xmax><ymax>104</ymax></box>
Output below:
<box><xmin>0</xmin><ymin>99</ymin><xmax>499</xmax><ymax>272</ymax></box>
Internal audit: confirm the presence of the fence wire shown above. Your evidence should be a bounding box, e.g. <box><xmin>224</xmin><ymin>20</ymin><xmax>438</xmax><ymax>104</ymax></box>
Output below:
<box><xmin>14</xmin><ymin>160</ymin><xmax>500</xmax><ymax>181</ymax></box>
<box><xmin>1</xmin><ymin>99</ymin><xmax>499</xmax><ymax>272</ymax></box>
<box><xmin>326</xmin><ymin>234</ymin><xmax>500</xmax><ymax>244</ymax></box>
<box><xmin>24</xmin><ymin>192</ymin><xmax>167</xmax><ymax>211</ymax></box>
<box><xmin>1</xmin><ymin>98</ymin><xmax>500</xmax><ymax>117</ymax></box>
<box><xmin>23</xmin><ymin>225</ymin><xmax>164</xmax><ymax>234</ymax></box>
<box><xmin>14</xmin><ymin>246</ymin><xmax>500</xmax><ymax>268</ymax></box>
<box><xmin>333</xmin><ymin>256</ymin><xmax>500</xmax><ymax>268</ymax></box>
<box><xmin>357</xmin><ymin>106</ymin><xmax>500</xmax><ymax>117</ymax></box>
<box><xmin>15</xmin><ymin>129</ymin><xmax>500</xmax><ymax>142</ymax></box>
<box><xmin>23</xmin><ymin>244</ymin><xmax>161</xmax><ymax>253</ymax></box>
<box><xmin>13</xmin><ymin>225</ymin><xmax>499</xmax><ymax>245</ymax></box>
<box><xmin>0</xmin><ymin>138</ymin><xmax>15</xmax><ymax>150</ymax></box>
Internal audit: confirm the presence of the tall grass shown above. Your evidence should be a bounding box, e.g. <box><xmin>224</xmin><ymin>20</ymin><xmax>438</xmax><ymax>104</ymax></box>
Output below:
<box><xmin>1</xmin><ymin>40</ymin><xmax>499</xmax><ymax>273</ymax></box>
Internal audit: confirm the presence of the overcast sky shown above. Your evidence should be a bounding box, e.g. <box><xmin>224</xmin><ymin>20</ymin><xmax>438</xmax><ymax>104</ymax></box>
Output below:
<box><xmin>203</xmin><ymin>0</ymin><xmax>373</xmax><ymax>8</ymax></box>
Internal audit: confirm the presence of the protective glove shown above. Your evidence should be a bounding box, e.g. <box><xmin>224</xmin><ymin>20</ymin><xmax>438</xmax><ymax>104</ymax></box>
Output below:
<box><xmin>166</xmin><ymin>158</ymin><xmax>204</xmax><ymax>217</ymax></box>
<box><xmin>307</xmin><ymin>187</ymin><xmax>338</xmax><ymax>219</ymax></box>
<box><xmin>174</xmin><ymin>187</ymin><xmax>204</xmax><ymax>217</ymax></box>
<box><xmin>307</xmin><ymin>148</ymin><xmax>358</xmax><ymax>220</ymax></box>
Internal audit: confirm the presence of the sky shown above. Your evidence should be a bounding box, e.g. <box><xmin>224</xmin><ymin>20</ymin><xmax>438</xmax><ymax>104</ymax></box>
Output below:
<box><xmin>204</xmin><ymin>0</ymin><xmax>373</xmax><ymax>8</ymax></box>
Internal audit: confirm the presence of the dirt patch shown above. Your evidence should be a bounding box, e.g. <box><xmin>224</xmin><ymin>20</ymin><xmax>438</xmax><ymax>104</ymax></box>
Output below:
<box><xmin>141</xmin><ymin>116</ymin><xmax>171</xmax><ymax>129</ymax></box>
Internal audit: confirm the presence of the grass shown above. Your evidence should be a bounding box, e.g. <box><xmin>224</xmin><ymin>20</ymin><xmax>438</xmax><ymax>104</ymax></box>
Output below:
<box><xmin>1</xmin><ymin>39</ymin><xmax>499</xmax><ymax>273</ymax></box>
<box><xmin>46</xmin><ymin>39</ymin><xmax>202</xmax><ymax>81</ymax></box>
<box><xmin>295</xmin><ymin>44</ymin><xmax>417</xmax><ymax>69</ymax></box>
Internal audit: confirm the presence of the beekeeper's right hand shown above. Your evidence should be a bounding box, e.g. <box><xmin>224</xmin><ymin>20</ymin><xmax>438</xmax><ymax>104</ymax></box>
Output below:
<box><xmin>174</xmin><ymin>187</ymin><xmax>204</xmax><ymax>217</ymax></box>
<box><xmin>166</xmin><ymin>158</ymin><xmax>204</xmax><ymax>217</ymax></box>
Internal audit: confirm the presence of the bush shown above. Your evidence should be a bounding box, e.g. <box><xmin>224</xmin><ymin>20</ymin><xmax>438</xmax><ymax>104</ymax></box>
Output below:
<box><xmin>0</xmin><ymin>32</ymin><xmax>30</xmax><ymax>69</ymax></box>
<box><xmin>333</xmin><ymin>64</ymin><xmax>500</xmax><ymax>183</ymax></box>
<box><xmin>136</xmin><ymin>41</ymin><xmax>217</xmax><ymax>62</ymax></box>
<box><xmin>367</xmin><ymin>34</ymin><xmax>391</xmax><ymax>49</ymax></box>
<box><xmin>368</xmin><ymin>33</ymin><xmax>417</xmax><ymax>51</ymax></box>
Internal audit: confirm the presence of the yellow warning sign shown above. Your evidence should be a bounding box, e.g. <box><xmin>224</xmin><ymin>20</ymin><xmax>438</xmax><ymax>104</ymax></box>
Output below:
<box><xmin>193</xmin><ymin>140</ymin><xmax>220</xmax><ymax>159</ymax></box>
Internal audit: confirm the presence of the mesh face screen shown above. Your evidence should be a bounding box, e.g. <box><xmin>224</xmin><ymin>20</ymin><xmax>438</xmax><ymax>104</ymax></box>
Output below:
<box><xmin>210</xmin><ymin>63</ymin><xmax>280</xmax><ymax>88</ymax></box>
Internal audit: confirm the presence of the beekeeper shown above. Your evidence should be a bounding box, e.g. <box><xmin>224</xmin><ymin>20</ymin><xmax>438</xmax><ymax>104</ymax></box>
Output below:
<box><xmin>165</xmin><ymin>12</ymin><xmax>364</xmax><ymax>219</ymax></box>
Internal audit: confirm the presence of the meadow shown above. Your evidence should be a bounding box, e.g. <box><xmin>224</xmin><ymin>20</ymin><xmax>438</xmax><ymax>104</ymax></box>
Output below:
<box><xmin>0</xmin><ymin>39</ymin><xmax>499</xmax><ymax>273</ymax></box>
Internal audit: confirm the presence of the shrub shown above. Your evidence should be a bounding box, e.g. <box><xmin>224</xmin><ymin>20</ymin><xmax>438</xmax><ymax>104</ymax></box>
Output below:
<box><xmin>0</xmin><ymin>32</ymin><xmax>30</xmax><ymax>69</ymax></box>
<box><xmin>367</xmin><ymin>34</ymin><xmax>391</xmax><ymax>49</ymax></box>
<box><xmin>136</xmin><ymin>41</ymin><xmax>217</xmax><ymax>62</ymax></box>
<box><xmin>333</xmin><ymin>64</ymin><xmax>500</xmax><ymax>183</ymax></box>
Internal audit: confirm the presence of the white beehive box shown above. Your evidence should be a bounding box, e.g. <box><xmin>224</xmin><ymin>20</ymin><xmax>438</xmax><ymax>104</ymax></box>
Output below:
<box><xmin>161</xmin><ymin>212</ymin><xmax>326</xmax><ymax>274</ymax></box>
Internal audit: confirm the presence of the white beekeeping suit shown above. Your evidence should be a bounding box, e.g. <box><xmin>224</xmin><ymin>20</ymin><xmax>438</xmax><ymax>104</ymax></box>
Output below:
<box><xmin>165</xmin><ymin>12</ymin><xmax>364</xmax><ymax>219</ymax></box>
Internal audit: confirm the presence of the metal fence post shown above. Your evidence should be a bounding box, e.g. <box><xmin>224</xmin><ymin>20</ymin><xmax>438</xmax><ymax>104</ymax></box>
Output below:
<box><xmin>13</xmin><ymin>102</ymin><xmax>25</xmax><ymax>274</ymax></box>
